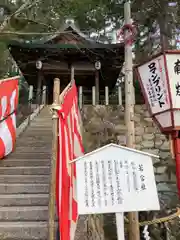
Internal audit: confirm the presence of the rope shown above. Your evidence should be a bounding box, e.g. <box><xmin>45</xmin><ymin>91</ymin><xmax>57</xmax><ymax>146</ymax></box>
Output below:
<box><xmin>117</xmin><ymin>23</ymin><xmax>135</xmax><ymax>45</ymax></box>
<box><xmin>125</xmin><ymin>208</ymin><xmax>180</xmax><ymax>227</ymax></box>
<box><xmin>139</xmin><ymin>208</ymin><xmax>180</xmax><ymax>227</ymax></box>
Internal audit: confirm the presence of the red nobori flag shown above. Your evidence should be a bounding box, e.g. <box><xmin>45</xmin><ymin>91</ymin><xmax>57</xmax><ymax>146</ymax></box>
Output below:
<box><xmin>0</xmin><ymin>77</ymin><xmax>19</xmax><ymax>159</ymax></box>
<box><xmin>57</xmin><ymin>81</ymin><xmax>84</xmax><ymax>240</ymax></box>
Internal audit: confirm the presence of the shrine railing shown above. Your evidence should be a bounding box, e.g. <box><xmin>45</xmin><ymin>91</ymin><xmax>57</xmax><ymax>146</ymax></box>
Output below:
<box><xmin>77</xmin><ymin>86</ymin><xmax>124</xmax><ymax>108</ymax></box>
<box><xmin>17</xmin><ymin>85</ymin><xmax>47</xmax><ymax>127</ymax></box>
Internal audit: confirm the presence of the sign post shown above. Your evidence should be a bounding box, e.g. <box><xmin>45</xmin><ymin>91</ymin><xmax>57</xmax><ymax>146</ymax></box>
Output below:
<box><xmin>116</xmin><ymin>213</ymin><xmax>125</xmax><ymax>240</ymax></box>
<box><xmin>74</xmin><ymin>143</ymin><xmax>160</xmax><ymax>240</ymax></box>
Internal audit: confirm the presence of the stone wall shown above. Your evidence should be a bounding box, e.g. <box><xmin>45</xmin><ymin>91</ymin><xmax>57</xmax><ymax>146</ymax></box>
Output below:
<box><xmin>82</xmin><ymin>105</ymin><xmax>177</xmax><ymax>198</ymax></box>
<box><xmin>76</xmin><ymin>104</ymin><xmax>178</xmax><ymax>240</ymax></box>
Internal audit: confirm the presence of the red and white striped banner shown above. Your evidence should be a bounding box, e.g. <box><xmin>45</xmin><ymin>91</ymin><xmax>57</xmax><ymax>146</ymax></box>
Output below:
<box><xmin>57</xmin><ymin>81</ymin><xmax>84</xmax><ymax>240</ymax></box>
<box><xmin>0</xmin><ymin>77</ymin><xmax>19</xmax><ymax>159</ymax></box>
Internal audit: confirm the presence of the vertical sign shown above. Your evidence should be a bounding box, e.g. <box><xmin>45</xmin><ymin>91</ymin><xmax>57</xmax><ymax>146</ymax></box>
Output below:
<box><xmin>137</xmin><ymin>55</ymin><xmax>170</xmax><ymax>114</ymax></box>
<box><xmin>165</xmin><ymin>54</ymin><xmax>180</xmax><ymax>108</ymax></box>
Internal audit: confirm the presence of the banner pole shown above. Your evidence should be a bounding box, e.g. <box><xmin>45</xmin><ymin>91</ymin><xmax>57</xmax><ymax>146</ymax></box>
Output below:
<box><xmin>48</xmin><ymin>78</ymin><xmax>60</xmax><ymax>240</ymax></box>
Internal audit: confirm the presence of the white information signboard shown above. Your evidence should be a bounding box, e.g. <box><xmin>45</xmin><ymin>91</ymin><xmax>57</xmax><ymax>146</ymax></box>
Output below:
<box><xmin>76</xmin><ymin>144</ymin><xmax>160</xmax><ymax>215</ymax></box>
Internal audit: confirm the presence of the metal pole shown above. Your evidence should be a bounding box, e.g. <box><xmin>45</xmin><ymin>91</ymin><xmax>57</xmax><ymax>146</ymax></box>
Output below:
<box><xmin>124</xmin><ymin>2</ymin><xmax>140</xmax><ymax>240</ymax></box>
<box><xmin>48</xmin><ymin>78</ymin><xmax>60</xmax><ymax>240</ymax></box>
<box><xmin>173</xmin><ymin>131</ymin><xmax>180</xmax><ymax>198</ymax></box>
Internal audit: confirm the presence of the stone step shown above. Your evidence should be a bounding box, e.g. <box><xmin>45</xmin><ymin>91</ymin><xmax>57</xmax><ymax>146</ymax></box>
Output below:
<box><xmin>16</xmin><ymin>143</ymin><xmax>52</xmax><ymax>148</ymax></box>
<box><xmin>27</xmin><ymin>127</ymin><xmax>52</xmax><ymax>130</ymax></box>
<box><xmin>16</xmin><ymin>141</ymin><xmax>52</xmax><ymax>146</ymax></box>
<box><xmin>0</xmin><ymin>184</ymin><xmax>49</xmax><ymax>194</ymax></box>
<box><xmin>0</xmin><ymin>194</ymin><xmax>49</xmax><ymax>206</ymax></box>
<box><xmin>32</xmin><ymin>120</ymin><xmax>51</xmax><ymax>123</ymax></box>
<box><xmin>29</xmin><ymin>122</ymin><xmax>52</xmax><ymax>126</ymax></box>
<box><xmin>21</xmin><ymin>132</ymin><xmax>52</xmax><ymax>137</ymax></box>
<box><xmin>28</xmin><ymin>121</ymin><xmax>51</xmax><ymax>124</ymax></box>
<box><xmin>17</xmin><ymin>136</ymin><xmax>52</xmax><ymax>140</ymax></box>
<box><xmin>0</xmin><ymin>221</ymin><xmax>48</xmax><ymax>239</ymax></box>
<box><xmin>35</xmin><ymin>113</ymin><xmax>51</xmax><ymax>116</ymax></box>
<box><xmin>0</xmin><ymin>167</ymin><xmax>50</xmax><ymax>175</ymax></box>
<box><xmin>0</xmin><ymin>159</ymin><xmax>50</xmax><ymax>167</ymax></box>
<box><xmin>0</xmin><ymin>175</ymin><xmax>49</xmax><ymax>183</ymax></box>
<box><xmin>16</xmin><ymin>136</ymin><xmax>52</xmax><ymax>141</ymax></box>
<box><xmin>24</xmin><ymin>131</ymin><xmax>52</xmax><ymax>135</ymax></box>
<box><xmin>8</xmin><ymin>153</ymin><xmax>51</xmax><ymax>159</ymax></box>
<box><xmin>14</xmin><ymin>147</ymin><xmax>51</xmax><ymax>153</ymax></box>
<box><xmin>0</xmin><ymin>206</ymin><xmax>48</xmax><ymax>221</ymax></box>
<box><xmin>29</xmin><ymin>116</ymin><xmax>51</xmax><ymax>118</ymax></box>
<box><xmin>27</xmin><ymin>122</ymin><xmax>51</xmax><ymax>125</ymax></box>
<box><xmin>0</xmin><ymin>107</ymin><xmax>54</xmax><ymax>239</ymax></box>
<box><xmin>31</xmin><ymin>117</ymin><xmax>51</xmax><ymax>121</ymax></box>
<box><xmin>25</xmin><ymin>125</ymin><xmax>51</xmax><ymax>127</ymax></box>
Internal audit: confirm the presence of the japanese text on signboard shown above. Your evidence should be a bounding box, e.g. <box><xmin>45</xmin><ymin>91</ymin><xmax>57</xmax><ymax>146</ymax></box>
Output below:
<box><xmin>82</xmin><ymin>159</ymin><xmax>147</xmax><ymax>209</ymax></box>
<box><xmin>174</xmin><ymin>59</ymin><xmax>180</xmax><ymax>96</ymax></box>
<box><xmin>147</xmin><ymin>61</ymin><xmax>167</xmax><ymax>108</ymax></box>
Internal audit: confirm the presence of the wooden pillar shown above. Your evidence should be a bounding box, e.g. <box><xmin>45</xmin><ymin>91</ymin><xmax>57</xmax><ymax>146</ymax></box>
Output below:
<box><xmin>42</xmin><ymin>85</ymin><xmax>47</xmax><ymax>105</ymax></box>
<box><xmin>37</xmin><ymin>70</ymin><xmax>43</xmax><ymax>104</ymax></box>
<box><xmin>79</xmin><ymin>86</ymin><xmax>83</xmax><ymax>109</ymax></box>
<box><xmin>71</xmin><ymin>65</ymin><xmax>75</xmax><ymax>81</ymax></box>
<box><xmin>92</xmin><ymin>86</ymin><xmax>96</xmax><ymax>105</ymax></box>
<box><xmin>28</xmin><ymin>85</ymin><xmax>33</xmax><ymax>101</ymax></box>
<box><xmin>95</xmin><ymin>71</ymin><xmax>99</xmax><ymax>105</ymax></box>
<box><xmin>48</xmin><ymin>78</ymin><xmax>60</xmax><ymax>240</ymax></box>
<box><xmin>118</xmin><ymin>86</ymin><xmax>122</xmax><ymax>105</ymax></box>
<box><xmin>105</xmin><ymin>86</ymin><xmax>109</xmax><ymax>105</ymax></box>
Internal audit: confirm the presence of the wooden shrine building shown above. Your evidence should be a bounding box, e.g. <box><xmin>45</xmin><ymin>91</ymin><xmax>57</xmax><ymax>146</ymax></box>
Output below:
<box><xmin>7</xmin><ymin>20</ymin><xmax>124</xmax><ymax>104</ymax></box>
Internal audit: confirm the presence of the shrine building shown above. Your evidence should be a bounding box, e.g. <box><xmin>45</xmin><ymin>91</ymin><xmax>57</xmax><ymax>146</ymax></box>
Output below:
<box><xmin>7</xmin><ymin>20</ymin><xmax>125</xmax><ymax>104</ymax></box>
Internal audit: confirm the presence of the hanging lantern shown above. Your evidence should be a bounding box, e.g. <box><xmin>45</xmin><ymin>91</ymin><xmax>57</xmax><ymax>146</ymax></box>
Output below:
<box><xmin>136</xmin><ymin>50</ymin><xmax>180</xmax><ymax>198</ymax></box>
<box><xmin>136</xmin><ymin>50</ymin><xmax>180</xmax><ymax>133</ymax></box>
<box><xmin>36</xmin><ymin>60</ymin><xmax>43</xmax><ymax>70</ymax></box>
<box><xmin>95</xmin><ymin>61</ymin><xmax>101</xmax><ymax>70</ymax></box>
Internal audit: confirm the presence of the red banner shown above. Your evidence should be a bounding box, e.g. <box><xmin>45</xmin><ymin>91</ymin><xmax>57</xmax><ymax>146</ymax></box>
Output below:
<box><xmin>0</xmin><ymin>77</ymin><xmax>19</xmax><ymax>159</ymax></box>
<box><xmin>57</xmin><ymin>81</ymin><xmax>84</xmax><ymax>240</ymax></box>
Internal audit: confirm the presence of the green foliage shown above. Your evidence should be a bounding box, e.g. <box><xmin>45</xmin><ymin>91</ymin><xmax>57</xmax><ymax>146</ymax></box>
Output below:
<box><xmin>132</xmin><ymin>0</ymin><xmax>179</xmax><ymax>61</ymax></box>
<box><xmin>0</xmin><ymin>41</ymin><xmax>9</xmax><ymax>78</ymax></box>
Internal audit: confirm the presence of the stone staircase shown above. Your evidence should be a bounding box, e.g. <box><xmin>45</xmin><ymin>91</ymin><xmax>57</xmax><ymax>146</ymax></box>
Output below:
<box><xmin>0</xmin><ymin>106</ymin><xmax>52</xmax><ymax>240</ymax></box>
